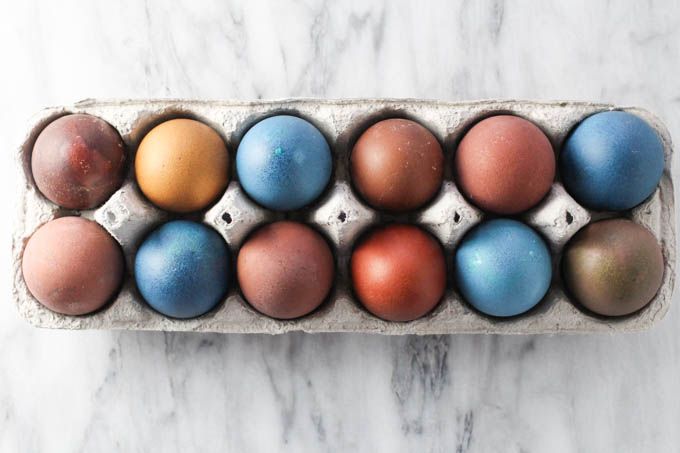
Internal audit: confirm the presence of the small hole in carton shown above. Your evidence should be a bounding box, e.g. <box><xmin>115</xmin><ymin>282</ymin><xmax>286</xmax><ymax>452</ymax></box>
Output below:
<box><xmin>565</xmin><ymin>211</ymin><xmax>574</xmax><ymax>225</ymax></box>
<box><xmin>222</xmin><ymin>212</ymin><xmax>232</xmax><ymax>224</ymax></box>
<box><xmin>337</xmin><ymin>211</ymin><xmax>347</xmax><ymax>223</ymax></box>
<box><xmin>453</xmin><ymin>212</ymin><xmax>461</xmax><ymax>224</ymax></box>
<box><xmin>105</xmin><ymin>211</ymin><xmax>116</xmax><ymax>224</ymax></box>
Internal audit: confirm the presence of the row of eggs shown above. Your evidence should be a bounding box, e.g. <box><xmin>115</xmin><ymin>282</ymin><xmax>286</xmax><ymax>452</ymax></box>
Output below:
<box><xmin>22</xmin><ymin>214</ymin><xmax>663</xmax><ymax>321</ymax></box>
<box><xmin>30</xmin><ymin>110</ymin><xmax>665</xmax><ymax>216</ymax></box>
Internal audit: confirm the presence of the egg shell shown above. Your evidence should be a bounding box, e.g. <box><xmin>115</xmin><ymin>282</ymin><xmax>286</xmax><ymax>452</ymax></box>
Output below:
<box><xmin>237</xmin><ymin>221</ymin><xmax>335</xmax><ymax>319</ymax></box>
<box><xmin>135</xmin><ymin>118</ymin><xmax>230</xmax><ymax>213</ymax></box>
<box><xmin>22</xmin><ymin>216</ymin><xmax>124</xmax><ymax>315</ymax></box>
<box><xmin>454</xmin><ymin>219</ymin><xmax>552</xmax><ymax>317</ymax></box>
<box><xmin>559</xmin><ymin>111</ymin><xmax>664</xmax><ymax>211</ymax></box>
<box><xmin>350</xmin><ymin>118</ymin><xmax>444</xmax><ymax>212</ymax></box>
<box><xmin>236</xmin><ymin>115</ymin><xmax>332</xmax><ymax>211</ymax></box>
<box><xmin>134</xmin><ymin>220</ymin><xmax>231</xmax><ymax>319</ymax></box>
<box><xmin>562</xmin><ymin>218</ymin><xmax>664</xmax><ymax>317</ymax></box>
<box><xmin>351</xmin><ymin>224</ymin><xmax>446</xmax><ymax>322</ymax></box>
<box><xmin>31</xmin><ymin>114</ymin><xmax>126</xmax><ymax>210</ymax></box>
<box><xmin>455</xmin><ymin>115</ymin><xmax>555</xmax><ymax>214</ymax></box>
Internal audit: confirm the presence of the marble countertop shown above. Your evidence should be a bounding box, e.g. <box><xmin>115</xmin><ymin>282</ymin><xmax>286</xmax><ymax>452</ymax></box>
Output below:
<box><xmin>1</xmin><ymin>1</ymin><xmax>679</xmax><ymax>451</ymax></box>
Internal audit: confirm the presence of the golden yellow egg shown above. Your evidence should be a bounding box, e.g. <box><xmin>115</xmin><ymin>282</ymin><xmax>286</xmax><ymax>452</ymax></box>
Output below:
<box><xmin>135</xmin><ymin>118</ymin><xmax>230</xmax><ymax>213</ymax></box>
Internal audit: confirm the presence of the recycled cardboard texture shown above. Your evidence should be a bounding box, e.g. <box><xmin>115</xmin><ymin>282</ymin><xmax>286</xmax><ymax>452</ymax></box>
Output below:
<box><xmin>11</xmin><ymin>99</ymin><xmax>676</xmax><ymax>334</ymax></box>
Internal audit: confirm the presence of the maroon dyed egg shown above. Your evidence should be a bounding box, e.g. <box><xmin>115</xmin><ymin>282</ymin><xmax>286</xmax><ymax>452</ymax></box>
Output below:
<box><xmin>351</xmin><ymin>224</ymin><xmax>446</xmax><ymax>321</ymax></box>
<box><xmin>22</xmin><ymin>216</ymin><xmax>125</xmax><ymax>315</ymax></box>
<box><xmin>237</xmin><ymin>221</ymin><xmax>335</xmax><ymax>319</ymax></box>
<box><xmin>455</xmin><ymin>115</ymin><xmax>555</xmax><ymax>214</ymax></box>
<box><xmin>351</xmin><ymin>118</ymin><xmax>444</xmax><ymax>212</ymax></box>
<box><xmin>31</xmin><ymin>114</ymin><xmax>126</xmax><ymax>209</ymax></box>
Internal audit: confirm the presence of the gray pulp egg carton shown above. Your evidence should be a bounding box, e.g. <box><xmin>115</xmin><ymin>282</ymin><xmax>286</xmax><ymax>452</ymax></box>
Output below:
<box><xmin>11</xmin><ymin>99</ymin><xmax>676</xmax><ymax>334</ymax></box>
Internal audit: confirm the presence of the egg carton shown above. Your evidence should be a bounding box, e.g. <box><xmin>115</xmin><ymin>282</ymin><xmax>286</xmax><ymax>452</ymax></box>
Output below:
<box><xmin>11</xmin><ymin>99</ymin><xmax>676</xmax><ymax>334</ymax></box>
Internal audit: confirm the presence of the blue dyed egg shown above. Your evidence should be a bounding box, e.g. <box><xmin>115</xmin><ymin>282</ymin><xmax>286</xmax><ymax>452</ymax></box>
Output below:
<box><xmin>236</xmin><ymin>115</ymin><xmax>332</xmax><ymax>211</ymax></box>
<box><xmin>454</xmin><ymin>219</ymin><xmax>552</xmax><ymax>317</ymax></box>
<box><xmin>135</xmin><ymin>220</ymin><xmax>230</xmax><ymax>319</ymax></box>
<box><xmin>560</xmin><ymin>111</ymin><xmax>664</xmax><ymax>211</ymax></box>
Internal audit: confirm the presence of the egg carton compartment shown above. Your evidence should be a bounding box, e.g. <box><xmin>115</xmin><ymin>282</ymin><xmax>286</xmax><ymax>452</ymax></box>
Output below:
<box><xmin>12</xmin><ymin>99</ymin><xmax>676</xmax><ymax>334</ymax></box>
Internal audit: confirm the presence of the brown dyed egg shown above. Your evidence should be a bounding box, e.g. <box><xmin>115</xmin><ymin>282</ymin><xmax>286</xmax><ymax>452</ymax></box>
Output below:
<box><xmin>135</xmin><ymin>118</ymin><xmax>230</xmax><ymax>213</ymax></box>
<box><xmin>31</xmin><ymin>114</ymin><xmax>126</xmax><ymax>210</ymax></box>
<box><xmin>455</xmin><ymin>115</ymin><xmax>555</xmax><ymax>214</ymax></box>
<box><xmin>237</xmin><ymin>221</ymin><xmax>335</xmax><ymax>319</ymax></box>
<box><xmin>22</xmin><ymin>216</ymin><xmax>125</xmax><ymax>315</ymax></box>
<box><xmin>562</xmin><ymin>219</ymin><xmax>664</xmax><ymax>317</ymax></box>
<box><xmin>351</xmin><ymin>118</ymin><xmax>444</xmax><ymax>211</ymax></box>
<box><xmin>351</xmin><ymin>224</ymin><xmax>446</xmax><ymax>322</ymax></box>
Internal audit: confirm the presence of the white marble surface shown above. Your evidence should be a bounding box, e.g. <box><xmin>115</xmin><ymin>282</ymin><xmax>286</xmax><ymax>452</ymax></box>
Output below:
<box><xmin>1</xmin><ymin>0</ymin><xmax>679</xmax><ymax>451</ymax></box>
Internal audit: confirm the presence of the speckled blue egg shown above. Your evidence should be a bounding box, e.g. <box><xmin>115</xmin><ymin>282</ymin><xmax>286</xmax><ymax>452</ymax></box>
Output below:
<box><xmin>454</xmin><ymin>219</ymin><xmax>552</xmax><ymax>317</ymax></box>
<box><xmin>236</xmin><ymin>115</ymin><xmax>332</xmax><ymax>211</ymax></box>
<box><xmin>560</xmin><ymin>111</ymin><xmax>664</xmax><ymax>211</ymax></box>
<box><xmin>135</xmin><ymin>220</ymin><xmax>230</xmax><ymax>319</ymax></box>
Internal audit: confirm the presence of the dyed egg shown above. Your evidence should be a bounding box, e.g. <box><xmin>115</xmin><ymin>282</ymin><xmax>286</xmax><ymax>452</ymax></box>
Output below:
<box><xmin>135</xmin><ymin>119</ymin><xmax>230</xmax><ymax>213</ymax></box>
<box><xmin>562</xmin><ymin>219</ymin><xmax>663</xmax><ymax>317</ymax></box>
<box><xmin>454</xmin><ymin>219</ymin><xmax>552</xmax><ymax>317</ymax></box>
<box><xmin>22</xmin><ymin>216</ymin><xmax>124</xmax><ymax>315</ymax></box>
<box><xmin>560</xmin><ymin>111</ymin><xmax>664</xmax><ymax>211</ymax></box>
<box><xmin>237</xmin><ymin>221</ymin><xmax>334</xmax><ymax>319</ymax></box>
<box><xmin>236</xmin><ymin>115</ymin><xmax>332</xmax><ymax>211</ymax></box>
<box><xmin>31</xmin><ymin>114</ymin><xmax>126</xmax><ymax>210</ymax></box>
<box><xmin>455</xmin><ymin>115</ymin><xmax>555</xmax><ymax>214</ymax></box>
<box><xmin>135</xmin><ymin>220</ymin><xmax>230</xmax><ymax>319</ymax></box>
<box><xmin>351</xmin><ymin>118</ymin><xmax>444</xmax><ymax>211</ymax></box>
<box><xmin>351</xmin><ymin>224</ymin><xmax>446</xmax><ymax>322</ymax></box>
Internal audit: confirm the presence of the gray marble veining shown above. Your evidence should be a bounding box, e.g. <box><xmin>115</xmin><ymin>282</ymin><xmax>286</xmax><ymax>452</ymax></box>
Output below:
<box><xmin>1</xmin><ymin>0</ymin><xmax>680</xmax><ymax>452</ymax></box>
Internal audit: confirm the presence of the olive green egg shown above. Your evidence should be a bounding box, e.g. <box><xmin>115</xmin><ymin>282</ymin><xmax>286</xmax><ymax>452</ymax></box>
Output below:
<box><xmin>562</xmin><ymin>219</ymin><xmax>664</xmax><ymax>317</ymax></box>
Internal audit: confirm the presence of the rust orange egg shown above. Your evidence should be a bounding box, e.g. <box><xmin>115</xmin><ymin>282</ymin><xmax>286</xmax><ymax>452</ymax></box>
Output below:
<box><xmin>351</xmin><ymin>224</ymin><xmax>446</xmax><ymax>321</ymax></box>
